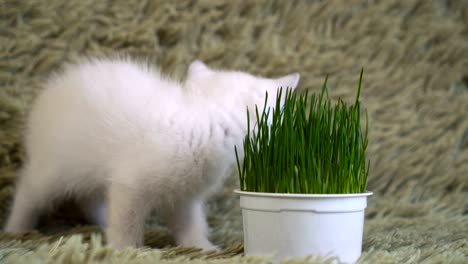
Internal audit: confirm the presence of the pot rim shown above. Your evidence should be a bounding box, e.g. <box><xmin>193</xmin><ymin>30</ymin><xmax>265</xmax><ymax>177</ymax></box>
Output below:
<box><xmin>234</xmin><ymin>190</ymin><xmax>373</xmax><ymax>198</ymax></box>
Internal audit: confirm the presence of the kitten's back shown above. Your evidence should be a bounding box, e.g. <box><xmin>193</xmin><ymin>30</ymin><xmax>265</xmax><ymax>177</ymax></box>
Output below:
<box><xmin>26</xmin><ymin>59</ymin><xmax>184</xmax><ymax>174</ymax></box>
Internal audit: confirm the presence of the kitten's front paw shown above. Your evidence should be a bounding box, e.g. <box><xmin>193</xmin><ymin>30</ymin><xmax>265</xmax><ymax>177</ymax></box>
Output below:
<box><xmin>179</xmin><ymin>237</ymin><xmax>219</xmax><ymax>252</ymax></box>
<box><xmin>200</xmin><ymin>242</ymin><xmax>220</xmax><ymax>252</ymax></box>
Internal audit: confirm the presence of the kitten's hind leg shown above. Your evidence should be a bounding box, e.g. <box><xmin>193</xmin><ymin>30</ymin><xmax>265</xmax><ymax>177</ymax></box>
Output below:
<box><xmin>4</xmin><ymin>165</ymin><xmax>56</xmax><ymax>232</ymax></box>
<box><xmin>162</xmin><ymin>199</ymin><xmax>218</xmax><ymax>251</ymax></box>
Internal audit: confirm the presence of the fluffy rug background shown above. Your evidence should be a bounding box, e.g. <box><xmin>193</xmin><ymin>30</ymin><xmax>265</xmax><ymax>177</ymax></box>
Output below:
<box><xmin>0</xmin><ymin>0</ymin><xmax>467</xmax><ymax>263</ymax></box>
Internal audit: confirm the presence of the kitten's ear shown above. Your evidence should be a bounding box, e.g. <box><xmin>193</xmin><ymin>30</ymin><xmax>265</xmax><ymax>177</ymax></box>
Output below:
<box><xmin>188</xmin><ymin>60</ymin><xmax>211</xmax><ymax>77</ymax></box>
<box><xmin>277</xmin><ymin>73</ymin><xmax>300</xmax><ymax>90</ymax></box>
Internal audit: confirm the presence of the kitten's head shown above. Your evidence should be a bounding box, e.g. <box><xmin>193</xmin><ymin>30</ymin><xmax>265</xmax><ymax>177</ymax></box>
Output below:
<box><xmin>185</xmin><ymin>60</ymin><xmax>300</xmax><ymax>120</ymax></box>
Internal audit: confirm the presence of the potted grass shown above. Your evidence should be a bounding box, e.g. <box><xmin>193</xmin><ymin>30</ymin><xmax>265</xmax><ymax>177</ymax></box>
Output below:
<box><xmin>234</xmin><ymin>70</ymin><xmax>372</xmax><ymax>263</ymax></box>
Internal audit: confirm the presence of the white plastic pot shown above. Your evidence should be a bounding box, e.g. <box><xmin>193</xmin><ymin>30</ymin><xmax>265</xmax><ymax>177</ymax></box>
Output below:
<box><xmin>235</xmin><ymin>190</ymin><xmax>372</xmax><ymax>263</ymax></box>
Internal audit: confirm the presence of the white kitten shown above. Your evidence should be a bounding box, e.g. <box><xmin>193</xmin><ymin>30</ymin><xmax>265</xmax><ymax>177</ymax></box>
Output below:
<box><xmin>4</xmin><ymin>58</ymin><xmax>299</xmax><ymax>250</ymax></box>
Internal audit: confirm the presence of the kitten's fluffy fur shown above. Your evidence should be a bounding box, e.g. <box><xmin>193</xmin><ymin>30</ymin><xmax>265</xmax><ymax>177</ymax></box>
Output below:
<box><xmin>4</xmin><ymin>58</ymin><xmax>299</xmax><ymax>250</ymax></box>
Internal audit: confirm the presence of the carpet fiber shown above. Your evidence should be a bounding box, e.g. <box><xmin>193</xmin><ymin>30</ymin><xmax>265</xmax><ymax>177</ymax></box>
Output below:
<box><xmin>0</xmin><ymin>0</ymin><xmax>467</xmax><ymax>263</ymax></box>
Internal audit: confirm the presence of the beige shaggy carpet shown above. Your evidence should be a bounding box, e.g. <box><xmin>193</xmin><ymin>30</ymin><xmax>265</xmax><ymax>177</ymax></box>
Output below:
<box><xmin>0</xmin><ymin>0</ymin><xmax>467</xmax><ymax>263</ymax></box>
